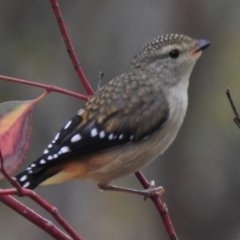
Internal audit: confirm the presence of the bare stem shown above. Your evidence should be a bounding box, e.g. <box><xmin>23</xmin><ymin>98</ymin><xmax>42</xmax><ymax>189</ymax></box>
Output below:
<box><xmin>135</xmin><ymin>172</ymin><xmax>178</xmax><ymax>240</ymax></box>
<box><xmin>0</xmin><ymin>75</ymin><xmax>88</xmax><ymax>101</ymax></box>
<box><xmin>49</xmin><ymin>0</ymin><xmax>94</xmax><ymax>96</ymax></box>
<box><xmin>0</xmin><ymin>193</ymin><xmax>71</xmax><ymax>240</ymax></box>
<box><xmin>0</xmin><ymin>150</ymin><xmax>82</xmax><ymax>240</ymax></box>
<box><xmin>0</xmin><ymin>150</ymin><xmax>23</xmax><ymax>195</ymax></box>
<box><xmin>226</xmin><ymin>88</ymin><xmax>240</xmax><ymax>128</ymax></box>
<box><xmin>0</xmin><ymin>188</ymin><xmax>82</xmax><ymax>240</ymax></box>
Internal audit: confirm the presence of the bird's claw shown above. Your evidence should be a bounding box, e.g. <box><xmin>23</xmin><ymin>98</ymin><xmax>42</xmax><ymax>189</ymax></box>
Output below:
<box><xmin>143</xmin><ymin>181</ymin><xmax>165</xmax><ymax>200</ymax></box>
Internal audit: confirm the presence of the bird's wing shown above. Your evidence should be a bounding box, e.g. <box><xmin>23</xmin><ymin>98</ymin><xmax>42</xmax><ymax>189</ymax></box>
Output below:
<box><xmin>16</xmin><ymin>72</ymin><xmax>169</xmax><ymax>189</ymax></box>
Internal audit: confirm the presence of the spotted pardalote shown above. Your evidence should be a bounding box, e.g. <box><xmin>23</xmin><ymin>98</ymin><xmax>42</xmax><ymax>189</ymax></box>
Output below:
<box><xmin>16</xmin><ymin>34</ymin><xmax>210</xmax><ymax>197</ymax></box>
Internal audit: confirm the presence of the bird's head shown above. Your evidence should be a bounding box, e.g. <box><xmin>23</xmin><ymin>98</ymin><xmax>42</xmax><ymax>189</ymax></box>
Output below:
<box><xmin>130</xmin><ymin>34</ymin><xmax>210</xmax><ymax>85</ymax></box>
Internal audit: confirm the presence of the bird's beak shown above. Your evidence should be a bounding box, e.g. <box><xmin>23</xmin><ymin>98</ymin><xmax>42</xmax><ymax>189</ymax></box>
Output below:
<box><xmin>191</xmin><ymin>39</ymin><xmax>211</xmax><ymax>54</ymax></box>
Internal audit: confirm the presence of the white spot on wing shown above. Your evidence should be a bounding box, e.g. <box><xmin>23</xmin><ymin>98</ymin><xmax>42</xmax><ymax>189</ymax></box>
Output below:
<box><xmin>109</xmin><ymin>133</ymin><xmax>114</xmax><ymax>140</ymax></box>
<box><xmin>119</xmin><ymin>134</ymin><xmax>123</xmax><ymax>140</ymax></box>
<box><xmin>91</xmin><ymin>128</ymin><xmax>98</xmax><ymax>137</ymax></box>
<box><xmin>99</xmin><ymin>130</ymin><xmax>105</xmax><ymax>138</ymax></box>
<box><xmin>27</xmin><ymin>167</ymin><xmax>31</xmax><ymax>171</ymax></box>
<box><xmin>20</xmin><ymin>175</ymin><xmax>27</xmax><ymax>182</ymax></box>
<box><xmin>40</xmin><ymin>159</ymin><xmax>46</xmax><ymax>164</ymax></box>
<box><xmin>71</xmin><ymin>134</ymin><xmax>81</xmax><ymax>142</ymax></box>
<box><xmin>47</xmin><ymin>155</ymin><xmax>53</xmax><ymax>160</ymax></box>
<box><xmin>64</xmin><ymin>120</ymin><xmax>72</xmax><ymax>129</ymax></box>
<box><xmin>48</xmin><ymin>144</ymin><xmax>53</xmax><ymax>148</ymax></box>
<box><xmin>54</xmin><ymin>132</ymin><xmax>60</xmax><ymax>141</ymax></box>
<box><xmin>23</xmin><ymin>182</ymin><xmax>30</xmax><ymax>188</ymax></box>
<box><xmin>60</xmin><ymin>146</ymin><xmax>70</xmax><ymax>154</ymax></box>
<box><xmin>130</xmin><ymin>135</ymin><xmax>134</xmax><ymax>140</ymax></box>
<box><xmin>43</xmin><ymin>149</ymin><xmax>49</xmax><ymax>154</ymax></box>
<box><xmin>31</xmin><ymin>163</ymin><xmax>36</xmax><ymax>168</ymax></box>
<box><xmin>53</xmin><ymin>154</ymin><xmax>58</xmax><ymax>159</ymax></box>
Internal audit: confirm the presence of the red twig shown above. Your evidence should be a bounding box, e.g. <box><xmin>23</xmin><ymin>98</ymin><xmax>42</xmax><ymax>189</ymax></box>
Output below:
<box><xmin>135</xmin><ymin>172</ymin><xmax>178</xmax><ymax>240</ymax></box>
<box><xmin>226</xmin><ymin>88</ymin><xmax>240</xmax><ymax>128</ymax></box>
<box><xmin>0</xmin><ymin>151</ymin><xmax>23</xmax><ymax>195</ymax></box>
<box><xmin>49</xmin><ymin>0</ymin><xmax>94</xmax><ymax>96</ymax></box>
<box><xmin>0</xmin><ymin>150</ymin><xmax>82</xmax><ymax>240</ymax></box>
<box><xmin>0</xmin><ymin>75</ymin><xmax>88</xmax><ymax>101</ymax></box>
<box><xmin>0</xmin><ymin>188</ymin><xmax>82</xmax><ymax>240</ymax></box>
<box><xmin>0</xmin><ymin>193</ymin><xmax>71</xmax><ymax>240</ymax></box>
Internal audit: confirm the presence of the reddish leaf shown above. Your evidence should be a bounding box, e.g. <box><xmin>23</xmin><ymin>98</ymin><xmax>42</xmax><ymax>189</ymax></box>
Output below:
<box><xmin>0</xmin><ymin>92</ymin><xmax>48</xmax><ymax>179</ymax></box>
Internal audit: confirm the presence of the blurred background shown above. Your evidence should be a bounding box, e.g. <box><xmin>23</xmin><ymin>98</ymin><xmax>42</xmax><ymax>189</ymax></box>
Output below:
<box><xmin>0</xmin><ymin>0</ymin><xmax>240</xmax><ymax>239</ymax></box>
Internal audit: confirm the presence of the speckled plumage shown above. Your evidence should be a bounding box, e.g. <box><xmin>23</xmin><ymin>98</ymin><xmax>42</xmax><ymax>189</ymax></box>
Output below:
<box><xmin>16</xmin><ymin>34</ymin><xmax>210</xmax><ymax>190</ymax></box>
<box><xmin>132</xmin><ymin>34</ymin><xmax>192</xmax><ymax>66</ymax></box>
<box><xmin>83</xmin><ymin>68</ymin><xmax>169</xmax><ymax>139</ymax></box>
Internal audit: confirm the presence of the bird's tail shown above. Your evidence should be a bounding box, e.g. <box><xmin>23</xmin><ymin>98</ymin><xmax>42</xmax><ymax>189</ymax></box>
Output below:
<box><xmin>15</xmin><ymin>166</ymin><xmax>59</xmax><ymax>190</ymax></box>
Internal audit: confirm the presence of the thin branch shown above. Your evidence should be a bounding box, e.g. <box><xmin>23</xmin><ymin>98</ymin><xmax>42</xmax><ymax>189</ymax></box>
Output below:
<box><xmin>0</xmin><ymin>193</ymin><xmax>71</xmax><ymax>240</ymax></box>
<box><xmin>226</xmin><ymin>88</ymin><xmax>240</xmax><ymax>128</ymax></box>
<box><xmin>0</xmin><ymin>188</ymin><xmax>82</xmax><ymax>240</ymax></box>
<box><xmin>135</xmin><ymin>172</ymin><xmax>178</xmax><ymax>240</ymax></box>
<box><xmin>0</xmin><ymin>75</ymin><xmax>88</xmax><ymax>101</ymax></box>
<box><xmin>0</xmin><ymin>150</ymin><xmax>82</xmax><ymax>240</ymax></box>
<box><xmin>49</xmin><ymin>0</ymin><xmax>94</xmax><ymax>96</ymax></box>
<box><xmin>0</xmin><ymin>151</ymin><xmax>23</xmax><ymax>195</ymax></box>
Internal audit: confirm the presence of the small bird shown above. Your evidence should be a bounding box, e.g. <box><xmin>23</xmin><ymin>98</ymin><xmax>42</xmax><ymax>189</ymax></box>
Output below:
<box><xmin>16</xmin><ymin>34</ymin><xmax>210</xmax><ymax>197</ymax></box>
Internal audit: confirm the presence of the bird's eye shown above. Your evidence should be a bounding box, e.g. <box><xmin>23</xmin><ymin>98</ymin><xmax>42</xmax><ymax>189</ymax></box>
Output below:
<box><xmin>169</xmin><ymin>49</ymin><xmax>180</xmax><ymax>59</ymax></box>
